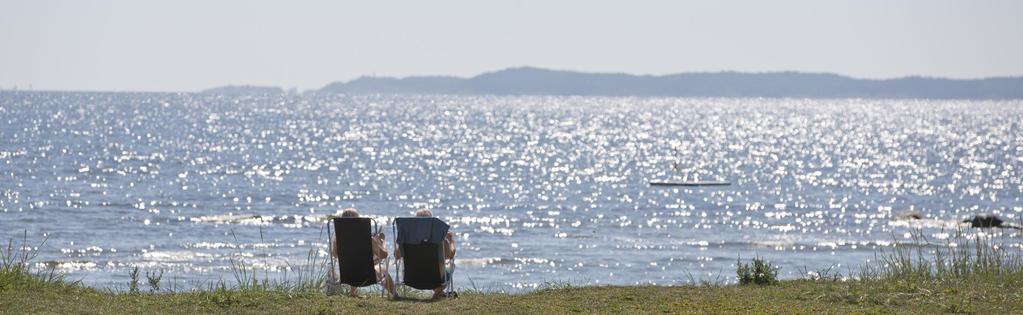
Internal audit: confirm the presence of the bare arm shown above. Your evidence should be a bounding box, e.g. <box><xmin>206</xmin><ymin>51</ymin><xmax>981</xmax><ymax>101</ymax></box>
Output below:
<box><xmin>443</xmin><ymin>232</ymin><xmax>456</xmax><ymax>260</ymax></box>
<box><xmin>372</xmin><ymin>233</ymin><xmax>388</xmax><ymax>260</ymax></box>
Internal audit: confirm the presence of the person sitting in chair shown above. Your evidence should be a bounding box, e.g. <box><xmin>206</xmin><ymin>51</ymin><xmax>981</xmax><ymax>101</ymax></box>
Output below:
<box><xmin>330</xmin><ymin>208</ymin><xmax>396</xmax><ymax>298</ymax></box>
<box><xmin>394</xmin><ymin>208</ymin><xmax>456</xmax><ymax>299</ymax></box>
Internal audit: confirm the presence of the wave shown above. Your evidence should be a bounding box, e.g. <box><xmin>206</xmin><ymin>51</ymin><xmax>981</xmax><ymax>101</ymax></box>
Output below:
<box><xmin>887</xmin><ymin>218</ymin><xmax>962</xmax><ymax>229</ymax></box>
<box><xmin>36</xmin><ymin>260</ymin><xmax>99</xmax><ymax>271</ymax></box>
<box><xmin>456</xmin><ymin>256</ymin><xmax>552</xmax><ymax>267</ymax></box>
<box><xmin>456</xmin><ymin>257</ymin><xmax>506</xmax><ymax>266</ymax></box>
<box><xmin>143</xmin><ymin>251</ymin><xmax>212</xmax><ymax>262</ymax></box>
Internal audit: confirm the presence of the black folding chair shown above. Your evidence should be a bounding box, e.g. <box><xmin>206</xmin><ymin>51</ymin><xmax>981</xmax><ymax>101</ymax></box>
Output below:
<box><xmin>332</xmin><ymin>217</ymin><xmax>382</xmax><ymax>295</ymax></box>
<box><xmin>393</xmin><ymin>217</ymin><xmax>456</xmax><ymax>298</ymax></box>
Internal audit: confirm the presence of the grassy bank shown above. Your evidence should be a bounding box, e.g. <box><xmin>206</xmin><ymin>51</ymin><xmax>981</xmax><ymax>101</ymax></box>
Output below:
<box><xmin>4</xmin><ymin>275</ymin><xmax>1023</xmax><ymax>314</ymax></box>
<box><xmin>4</xmin><ymin>230</ymin><xmax>1023</xmax><ymax>314</ymax></box>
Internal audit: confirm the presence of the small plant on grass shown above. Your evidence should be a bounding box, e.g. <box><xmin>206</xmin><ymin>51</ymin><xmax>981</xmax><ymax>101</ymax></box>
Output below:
<box><xmin>198</xmin><ymin>281</ymin><xmax>239</xmax><ymax>307</ymax></box>
<box><xmin>536</xmin><ymin>280</ymin><xmax>573</xmax><ymax>292</ymax></box>
<box><xmin>801</xmin><ymin>265</ymin><xmax>843</xmax><ymax>282</ymax></box>
<box><xmin>128</xmin><ymin>266</ymin><xmax>141</xmax><ymax>294</ymax></box>
<box><xmin>146</xmin><ymin>269</ymin><xmax>164</xmax><ymax>293</ymax></box>
<box><xmin>737</xmin><ymin>256</ymin><xmax>778</xmax><ymax>285</ymax></box>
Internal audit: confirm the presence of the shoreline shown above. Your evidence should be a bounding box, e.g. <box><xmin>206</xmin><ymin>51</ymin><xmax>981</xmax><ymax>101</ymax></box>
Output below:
<box><xmin>5</xmin><ymin>229</ymin><xmax>1023</xmax><ymax>313</ymax></box>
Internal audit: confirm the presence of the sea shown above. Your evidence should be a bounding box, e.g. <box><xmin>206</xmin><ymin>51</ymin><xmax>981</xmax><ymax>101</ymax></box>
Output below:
<box><xmin>1</xmin><ymin>92</ymin><xmax>1021</xmax><ymax>292</ymax></box>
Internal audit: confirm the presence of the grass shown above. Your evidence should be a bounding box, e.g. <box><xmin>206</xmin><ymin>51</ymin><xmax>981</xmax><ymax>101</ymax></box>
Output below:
<box><xmin>4</xmin><ymin>275</ymin><xmax>1023</xmax><ymax>314</ymax></box>
<box><xmin>0</xmin><ymin>232</ymin><xmax>80</xmax><ymax>294</ymax></box>
<box><xmin>224</xmin><ymin>227</ymin><xmax>328</xmax><ymax>294</ymax></box>
<box><xmin>3</xmin><ymin>228</ymin><xmax>1023</xmax><ymax>314</ymax></box>
<box><xmin>860</xmin><ymin>229</ymin><xmax>1023</xmax><ymax>284</ymax></box>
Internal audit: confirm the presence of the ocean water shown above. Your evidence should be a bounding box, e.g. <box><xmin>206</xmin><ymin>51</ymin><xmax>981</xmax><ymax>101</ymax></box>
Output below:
<box><xmin>1</xmin><ymin>92</ymin><xmax>1021</xmax><ymax>291</ymax></box>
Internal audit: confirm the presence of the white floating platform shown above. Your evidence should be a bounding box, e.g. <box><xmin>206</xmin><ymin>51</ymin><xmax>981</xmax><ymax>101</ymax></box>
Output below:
<box><xmin>649</xmin><ymin>181</ymin><xmax>731</xmax><ymax>187</ymax></box>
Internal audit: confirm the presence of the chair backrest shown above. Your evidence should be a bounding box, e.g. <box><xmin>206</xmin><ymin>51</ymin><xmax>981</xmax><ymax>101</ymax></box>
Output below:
<box><xmin>333</xmin><ymin>217</ymin><xmax>378</xmax><ymax>287</ymax></box>
<box><xmin>394</xmin><ymin>217</ymin><xmax>449</xmax><ymax>290</ymax></box>
<box><xmin>400</xmin><ymin>243</ymin><xmax>445</xmax><ymax>290</ymax></box>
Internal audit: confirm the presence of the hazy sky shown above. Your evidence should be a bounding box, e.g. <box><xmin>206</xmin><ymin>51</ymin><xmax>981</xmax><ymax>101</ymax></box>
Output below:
<box><xmin>2</xmin><ymin>0</ymin><xmax>1021</xmax><ymax>92</ymax></box>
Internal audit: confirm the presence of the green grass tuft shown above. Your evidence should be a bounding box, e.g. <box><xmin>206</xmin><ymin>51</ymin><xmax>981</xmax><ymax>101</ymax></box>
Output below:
<box><xmin>860</xmin><ymin>228</ymin><xmax>1023</xmax><ymax>284</ymax></box>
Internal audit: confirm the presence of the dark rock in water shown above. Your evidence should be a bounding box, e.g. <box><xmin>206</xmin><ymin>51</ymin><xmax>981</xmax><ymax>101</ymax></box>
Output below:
<box><xmin>963</xmin><ymin>214</ymin><xmax>1004</xmax><ymax>228</ymax></box>
<box><xmin>895</xmin><ymin>211</ymin><xmax>923</xmax><ymax>220</ymax></box>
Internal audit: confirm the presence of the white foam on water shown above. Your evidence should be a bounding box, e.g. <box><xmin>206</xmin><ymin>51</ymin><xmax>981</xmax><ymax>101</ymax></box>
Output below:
<box><xmin>143</xmin><ymin>251</ymin><xmax>211</xmax><ymax>262</ymax></box>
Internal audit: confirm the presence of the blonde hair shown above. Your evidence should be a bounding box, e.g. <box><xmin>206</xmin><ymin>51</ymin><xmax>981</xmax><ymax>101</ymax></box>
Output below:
<box><xmin>341</xmin><ymin>208</ymin><xmax>359</xmax><ymax>218</ymax></box>
<box><xmin>415</xmin><ymin>209</ymin><xmax>433</xmax><ymax>217</ymax></box>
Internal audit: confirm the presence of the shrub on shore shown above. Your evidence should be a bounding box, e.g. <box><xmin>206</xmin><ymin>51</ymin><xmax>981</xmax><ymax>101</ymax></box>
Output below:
<box><xmin>736</xmin><ymin>256</ymin><xmax>779</xmax><ymax>285</ymax></box>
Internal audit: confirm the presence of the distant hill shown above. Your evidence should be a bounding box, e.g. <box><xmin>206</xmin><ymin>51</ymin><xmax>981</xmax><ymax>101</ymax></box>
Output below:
<box><xmin>319</xmin><ymin>67</ymin><xmax>1023</xmax><ymax>99</ymax></box>
<box><xmin>201</xmin><ymin>85</ymin><xmax>284</xmax><ymax>95</ymax></box>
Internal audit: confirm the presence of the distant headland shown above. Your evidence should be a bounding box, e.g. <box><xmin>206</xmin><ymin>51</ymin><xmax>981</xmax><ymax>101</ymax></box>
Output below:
<box><xmin>212</xmin><ymin>67</ymin><xmax>1023</xmax><ymax>99</ymax></box>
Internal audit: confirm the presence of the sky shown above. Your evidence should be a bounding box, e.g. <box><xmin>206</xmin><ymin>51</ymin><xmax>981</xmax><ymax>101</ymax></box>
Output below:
<box><xmin>1</xmin><ymin>0</ymin><xmax>1021</xmax><ymax>92</ymax></box>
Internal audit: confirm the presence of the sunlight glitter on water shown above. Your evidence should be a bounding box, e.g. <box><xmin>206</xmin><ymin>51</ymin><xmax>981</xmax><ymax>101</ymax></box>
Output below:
<box><xmin>1</xmin><ymin>92</ymin><xmax>1022</xmax><ymax>291</ymax></box>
